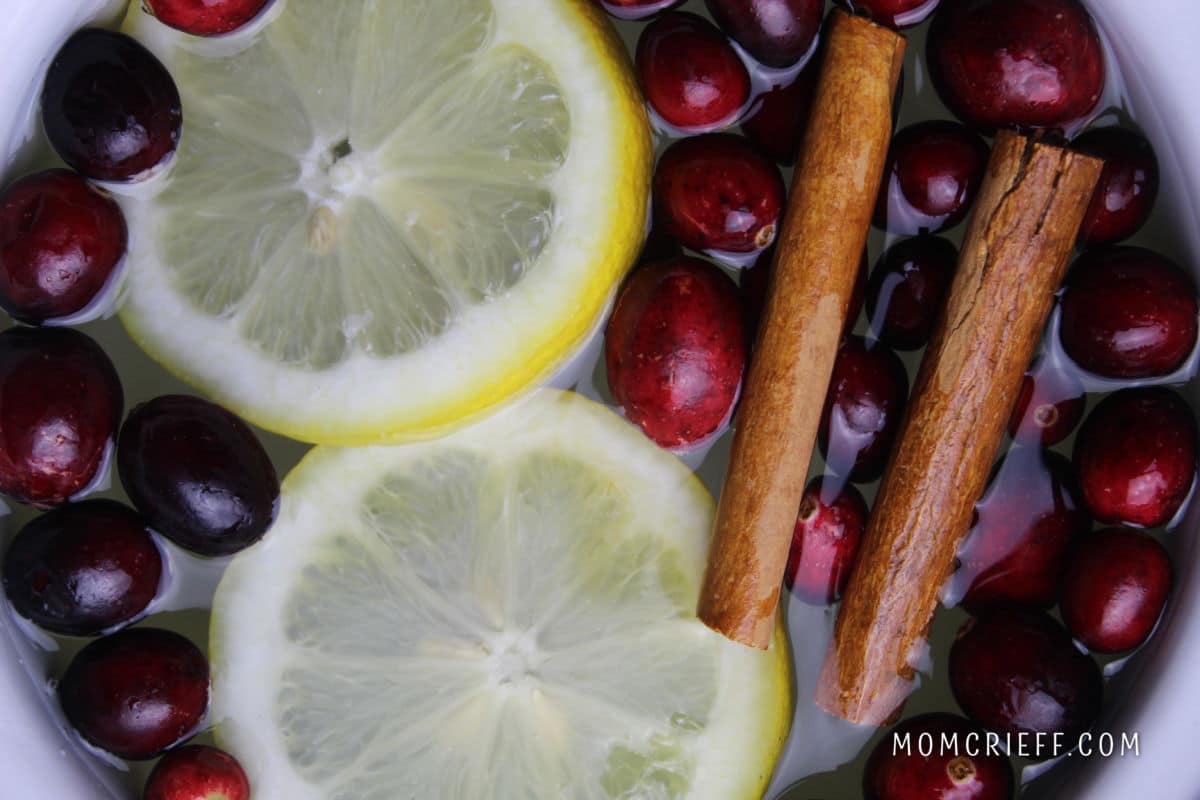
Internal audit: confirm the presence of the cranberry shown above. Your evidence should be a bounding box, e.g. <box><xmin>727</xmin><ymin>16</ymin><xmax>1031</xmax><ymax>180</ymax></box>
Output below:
<box><xmin>1073</xmin><ymin>127</ymin><xmax>1159</xmax><ymax>245</ymax></box>
<box><xmin>0</xmin><ymin>170</ymin><xmax>126</xmax><ymax>323</ymax></box>
<box><xmin>636</xmin><ymin>13</ymin><xmax>751</xmax><ymax>132</ymax></box>
<box><xmin>2</xmin><ymin>500</ymin><xmax>160</xmax><ymax>636</ymax></box>
<box><xmin>144</xmin><ymin>0</ymin><xmax>272</xmax><ymax>35</ymax></box>
<box><xmin>40</xmin><ymin>29</ymin><xmax>182</xmax><ymax>182</ymax></box>
<box><xmin>864</xmin><ymin>713</ymin><xmax>1014</xmax><ymax>800</ymax></box>
<box><xmin>606</xmin><ymin>257</ymin><xmax>748</xmax><ymax>449</ymax></box>
<box><xmin>949</xmin><ymin>609</ymin><xmax>1102</xmax><ymax>757</ymax></box>
<box><xmin>118</xmin><ymin>395</ymin><xmax>279</xmax><ymax>557</ymax></box>
<box><xmin>743</xmin><ymin>247</ymin><xmax>866</xmax><ymax>337</ymax></box>
<box><xmin>59</xmin><ymin>627</ymin><xmax>209</xmax><ymax>759</ymax></box>
<box><xmin>704</xmin><ymin>0</ymin><xmax>822</xmax><ymax>68</ymax></box>
<box><xmin>1075</xmin><ymin>389</ymin><xmax>1197</xmax><ymax>528</ymax></box>
<box><xmin>874</xmin><ymin>121</ymin><xmax>989</xmax><ymax>235</ymax></box>
<box><xmin>1007</xmin><ymin>362</ymin><xmax>1086</xmax><ymax>447</ymax></box>
<box><xmin>593</xmin><ymin>0</ymin><xmax>684</xmax><ymax>20</ymax></box>
<box><xmin>1060</xmin><ymin>247</ymin><xmax>1197</xmax><ymax>379</ymax></box>
<box><xmin>785</xmin><ymin>477</ymin><xmax>868</xmax><ymax>605</ymax></box>
<box><xmin>654</xmin><ymin>134</ymin><xmax>786</xmax><ymax>255</ymax></box>
<box><xmin>0</xmin><ymin>327</ymin><xmax>122</xmax><ymax>507</ymax></box>
<box><xmin>835</xmin><ymin>0</ymin><xmax>941</xmax><ymax>29</ymax></box>
<box><xmin>740</xmin><ymin>66</ymin><xmax>818</xmax><ymax>165</ymax></box>
<box><xmin>927</xmin><ymin>0</ymin><xmax>1105</xmax><ymax>132</ymax></box>
<box><xmin>819</xmin><ymin>336</ymin><xmax>909</xmax><ymax>483</ymax></box>
<box><xmin>143</xmin><ymin>745</ymin><xmax>251</xmax><ymax>800</ymax></box>
<box><xmin>866</xmin><ymin>235</ymin><xmax>957</xmax><ymax>351</ymax></box>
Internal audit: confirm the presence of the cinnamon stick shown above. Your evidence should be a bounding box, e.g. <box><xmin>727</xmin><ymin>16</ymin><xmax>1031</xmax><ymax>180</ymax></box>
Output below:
<box><xmin>814</xmin><ymin>130</ymin><xmax>1103</xmax><ymax>725</ymax></box>
<box><xmin>697</xmin><ymin>10</ymin><xmax>905</xmax><ymax>648</ymax></box>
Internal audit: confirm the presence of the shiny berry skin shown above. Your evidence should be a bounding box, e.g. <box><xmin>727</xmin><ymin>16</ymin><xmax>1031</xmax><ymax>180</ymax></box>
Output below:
<box><xmin>59</xmin><ymin>627</ymin><xmax>209</xmax><ymax>760</ymax></box>
<box><xmin>785</xmin><ymin>477</ymin><xmax>868</xmax><ymax>604</ymax></box>
<box><xmin>0</xmin><ymin>169</ymin><xmax>126</xmax><ymax>323</ymax></box>
<box><xmin>836</xmin><ymin>0</ymin><xmax>941</xmax><ymax>29</ymax></box>
<box><xmin>949</xmin><ymin>609</ymin><xmax>1102</xmax><ymax>757</ymax></box>
<box><xmin>704</xmin><ymin>0</ymin><xmax>822</xmax><ymax>68</ymax></box>
<box><xmin>927</xmin><ymin>0</ymin><xmax>1105</xmax><ymax>132</ymax></box>
<box><xmin>145</xmin><ymin>0</ymin><xmax>272</xmax><ymax>36</ymax></box>
<box><xmin>143</xmin><ymin>745</ymin><xmax>251</xmax><ymax>800</ymax></box>
<box><xmin>593</xmin><ymin>0</ymin><xmax>684</xmax><ymax>20</ymax></box>
<box><xmin>874</xmin><ymin>121</ymin><xmax>989</xmax><ymax>235</ymax></box>
<box><xmin>1059</xmin><ymin>247</ymin><xmax>1198</xmax><ymax>379</ymax></box>
<box><xmin>1007</xmin><ymin>362</ymin><xmax>1086</xmax><ymax>446</ymax></box>
<box><xmin>866</xmin><ymin>235</ymin><xmax>957</xmax><ymax>351</ymax></box>
<box><xmin>743</xmin><ymin>247</ymin><xmax>866</xmax><ymax>337</ymax></box>
<box><xmin>606</xmin><ymin>257</ymin><xmax>748</xmax><ymax>450</ymax></box>
<box><xmin>117</xmin><ymin>395</ymin><xmax>279</xmax><ymax>557</ymax></box>
<box><xmin>0</xmin><ymin>327</ymin><xmax>122</xmax><ymax>507</ymax></box>
<box><xmin>2</xmin><ymin>500</ymin><xmax>160</xmax><ymax>636</ymax></box>
<box><xmin>41</xmin><ymin>29</ymin><xmax>182</xmax><ymax>182</ymax></box>
<box><xmin>1073</xmin><ymin>127</ymin><xmax>1159</xmax><ymax>245</ymax></box>
<box><xmin>740</xmin><ymin>67</ymin><xmax>817</xmax><ymax>165</ymax></box>
<box><xmin>819</xmin><ymin>336</ymin><xmax>909</xmax><ymax>483</ymax></box>
<box><xmin>654</xmin><ymin>134</ymin><xmax>786</xmax><ymax>255</ymax></box>
<box><xmin>1073</xmin><ymin>388</ymin><xmax>1197</xmax><ymax>529</ymax></box>
<box><xmin>864</xmin><ymin>713</ymin><xmax>1015</xmax><ymax>800</ymax></box>
<box><xmin>636</xmin><ymin>13</ymin><xmax>751</xmax><ymax>131</ymax></box>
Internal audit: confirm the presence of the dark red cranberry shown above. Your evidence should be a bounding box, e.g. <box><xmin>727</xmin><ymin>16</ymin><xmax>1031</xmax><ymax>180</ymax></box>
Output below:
<box><xmin>864</xmin><ymin>713</ymin><xmax>1015</xmax><ymax>800</ymax></box>
<box><xmin>836</xmin><ymin>0</ymin><xmax>941</xmax><ymax>29</ymax></box>
<box><xmin>743</xmin><ymin>247</ymin><xmax>866</xmax><ymax>337</ymax></box>
<box><xmin>144</xmin><ymin>0</ymin><xmax>271</xmax><ymax>35</ymax></box>
<box><xmin>1059</xmin><ymin>247</ymin><xmax>1197</xmax><ymax>379</ymax></box>
<box><xmin>927</xmin><ymin>0</ymin><xmax>1105</xmax><ymax>132</ymax></box>
<box><xmin>866</xmin><ymin>235</ymin><xmax>957</xmax><ymax>350</ymax></box>
<box><xmin>636</xmin><ymin>13</ymin><xmax>751</xmax><ymax>131</ymax></box>
<box><xmin>819</xmin><ymin>336</ymin><xmax>909</xmax><ymax>483</ymax></box>
<box><xmin>594</xmin><ymin>0</ymin><xmax>684</xmax><ymax>20</ymax></box>
<box><xmin>144</xmin><ymin>745</ymin><xmax>250</xmax><ymax>800</ymax></box>
<box><xmin>1073</xmin><ymin>388</ymin><xmax>1196</xmax><ymax>529</ymax></box>
<box><xmin>705</xmin><ymin>0</ymin><xmax>822</xmax><ymax>68</ymax></box>
<box><xmin>785</xmin><ymin>477</ymin><xmax>868</xmax><ymax>604</ymax></box>
<box><xmin>1073</xmin><ymin>127</ymin><xmax>1159</xmax><ymax>245</ymax></box>
<box><xmin>2</xmin><ymin>500</ymin><xmax>160</xmax><ymax>636</ymax></box>
<box><xmin>0</xmin><ymin>327</ymin><xmax>122</xmax><ymax>507</ymax></box>
<box><xmin>59</xmin><ymin>627</ymin><xmax>209</xmax><ymax>760</ymax></box>
<box><xmin>949</xmin><ymin>609</ymin><xmax>1102</xmax><ymax>757</ymax></box>
<box><xmin>874</xmin><ymin>121</ymin><xmax>989</xmax><ymax>235</ymax></box>
<box><xmin>40</xmin><ymin>29</ymin><xmax>182</xmax><ymax>182</ymax></box>
<box><xmin>654</xmin><ymin>134</ymin><xmax>786</xmax><ymax>255</ymax></box>
<box><xmin>740</xmin><ymin>66</ymin><xmax>818</xmax><ymax>165</ymax></box>
<box><xmin>1007</xmin><ymin>362</ymin><xmax>1086</xmax><ymax>446</ymax></box>
<box><xmin>953</xmin><ymin>448</ymin><xmax>1090</xmax><ymax>612</ymax></box>
<box><xmin>0</xmin><ymin>170</ymin><xmax>126</xmax><ymax>323</ymax></box>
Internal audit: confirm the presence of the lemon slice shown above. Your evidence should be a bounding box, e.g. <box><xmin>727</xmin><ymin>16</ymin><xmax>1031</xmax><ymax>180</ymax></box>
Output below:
<box><xmin>116</xmin><ymin>0</ymin><xmax>651</xmax><ymax>444</ymax></box>
<box><xmin>209</xmin><ymin>390</ymin><xmax>791</xmax><ymax>799</ymax></box>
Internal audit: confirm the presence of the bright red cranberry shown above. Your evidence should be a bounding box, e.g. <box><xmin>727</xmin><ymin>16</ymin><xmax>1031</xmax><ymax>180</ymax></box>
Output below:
<box><xmin>819</xmin><ymin>336</ymin><xmax>909</xmax><ymax>483</ymax></box>
<box><xmin>949</xmin><ymin>609</ymin><xmax>1102</xmax><ymax>757</ymax></box>
<box><xmin>593</xmin><ymin>0</ymin><xmax>684</xmax><ymax>20</ymax></box>
<box><xmin>1007</xmin><ymin>362</ymin><xmax>1086</xmax><ymax>446</ymax></box>
<box><xmin>874</xmin><ymin>121</ymin><xmax>990</xmax><ymax>235</ymax></box>
<box><xmin>705</xmin><ymin>0</ymin><xmax>822</xmax><ymax>68</ymax></box>
<box><xmin>864</xmin><ymin>713</ymin><xmax>1015</xmax><ymax>800</ymax></box>
<box><xmin>118</xmin><ymin>395</ymin><xmax>279</xmax><ymax>557</ymax></box>
<box><xmin>654</xmin><ymin>134</ymin><xmax>786</xmax><ymax>255</ymax></box>
<box><xmin>0</xmin><ymin>170</ymin><xmax>126</xmax><ymax>323</ymax></box>
<box><xmin>836</xmin><ymin>0</ymin><xmax>941</xmax><ymax>29</ymax></box>
<box><xmin>866</xmin><ymin>235</ymin><xmax>957</xmax><ymax>351</ymax></box>
<box><xmin>953</xmin><ymin>448</ymin><xmax>1090</xmax><ymax>612</ymax></box>
<box><xmin>143</xmin><ymin>745</ymin><xmax>251</xmax><ymax>800</ymax></box>
<box><xmin>59</xmin><ymin>627</ymin><xmax>209</xmax><ymax>760</ymax></box>
<box><xmin>1073</xmin><ymin>388</ymin><xmax>1197</xmax><ymax>529</ymax></box>
<box><xmin>0</xmin><ymin>327</ymin><xmax>122</xmax><ymax>507</ymax></box>
<box><xmin>1060</xmin><ymin>247</ymin><xmax>1198</xmax><ymax>379</ymax></box>
<box><xmin>606</xmin><ymin>257</ymin><xmax>748</xmax><ymax>450</ymax></box>
<box><xmin>742</xmin><ymin>247</ymin><xmax>866</xmax><ymax>337</ymax></box>
<box><xmin>41</xmin><ymin>29</ymin><xmax>182</xmax><ymax>182</ymax></box>
<box><xmin>1073</xmin><ymin>127</ymin><xmax>1159</xmax><ymax>245</ymax></box>
<box><xmin>636</xmin><ymin>13</ymin><xmax>751</xmax><ymax>132</ymax></box>
<box><xmin>927</xmin><ymin>0</ymin><xmax>1105</xmax><ymax>132</ymax></box>
<box><xmin>785</xmin><ymin>477</ymin><xmax>868</xmax><ymax>605</ymax></box>
<box><xmin>144</xmin><ymin>0</ymin><xmax>271</xmax><ymax>35</ymax></box>
<box><xmin>740</xmin><ymin>67</ymin><xmax>818</xmax><ymax>165</ymax></box>
<box><xmin>2</xmin><ymin>500</ymin><xmax>160</xmax><ymax>636</ymax></box>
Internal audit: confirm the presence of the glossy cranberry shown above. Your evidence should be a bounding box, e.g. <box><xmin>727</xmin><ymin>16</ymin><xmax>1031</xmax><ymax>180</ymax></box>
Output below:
<box><xmin>705</xmin><ymin>0</ymin><xmax>822</xmax><ymax>68</ymax></box>
<box><xmin>59</xmin><ymin>627</ymin><xmax>209</xmax><ymax>759</ymax></box>
<box><xmin>593</xmin><ymin>0</ymin><xmax>684</xmax><ymax>20</ymax></box>
<box><xmin>949</xmin><ymin>609</ymin><xmax>1102</xmax><ymax>757</ymax></box>
<box><xmin>874</xmin><ymin>121</ymin><xmax>989</xmax><ymax>235</ymax></box>
<box><xmin>636</xmin><ymin>13</ymin><xmax>750</xmax><ymax>132</ymax></box>
<box><xmin>740</xmin><ymin>67</ymin><xmax>818</xmax><ymax>165</ymax></box>
<box><xmin>1073</xmin><ymin>127</ymin><xmax>1159</xmax><ymax>245</ymax></box>
<box><xmin>41</xmin><ymin>29</ymin><xmax>182</xmax><ymax>182</ymax></box>
<box><xmin>927</xmin><ymin>0</ymin><xmax>1105</xmax><ymax>132</ymax></box>
<box><xmin>606</xmin><ymin>257</ymin><xmax>748</xmax><ymax>449</ymax></box>
<box><xmin>144</xmin><ymin>745</ymin><xmax>251</xmax><ymax>800</ymax></box>
<box><xmin>1074</xmin><ymin>388</ymin><xmax>1197</xmax><ymax>528</ymax></box>
<box><xmin>0</xmin><ymin>327</ymin><xmax>122</xmax><ymax>507</ymax></box>
<box><xmin>743</xmin><ymin>247</ymin><xmax>866</xmax><ymax>337</ymax></box>
<box><xmin>1060</xmin><ymin>248</ymin><xmax>1198</xmax><ymax>379</ymax></box>
<box><xmin>0</xmin><ymin>170</ymin><xmax>126</xmax><ymax>323</ymax></box>
<box><xmin>785</xmin><ymin>477</ymin><xmax>868</xmax><ymax>604</ymax></box>
<box><xmin>1007</xmin><ymin>362</ymin><xmax>1086</xmax><ymax>446</ymax></box>
<box><xmin>144</xmin><ymin>0</ymin><xmax>271</xmax><ymax>35</ymax></box>
<box><xmin>819</xmin><ymin>336</ymin><xmax>909</xmax><ymax>483</ymax></box>
<box><xmin>654</xmin><ymin>134</ymin><xmax>786</xmax><ymax>255</ymax></box>
<box><xmin>3</xmin><ymin>500</ymin><xmax>160</xmax><ymax>636</ymax></box>
<box><xmin>836</xmin><ymin>0</ymin><xmax>941</xmax><ymax>29</ymax></box>
<box><xmin>866</xmin><ymin>235</ymin><xmax>957</xmax><ymax>351</ymax></box>
<box><xmin>953</xmin><ymin>448</ymin><xmax>1090</xmax><ymax>612</ymax></box>
<box><xmin>864</xmin><ymin>713</ymin><xmax>1015</xmax><ymax>800</ymax></box>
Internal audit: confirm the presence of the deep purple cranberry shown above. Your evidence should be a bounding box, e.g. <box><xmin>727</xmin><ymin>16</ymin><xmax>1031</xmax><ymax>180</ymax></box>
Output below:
<box><xmin>705</xmin><ymin>0</ymin><xmax>822</xmax><ymax>68</ymax></box>
<box><xmin>866</xmin><ymin>235</ymin><xmax>957</xmax><ymax>351</ymax></box>
<box><xmin>741</xmin><ymin>67</ymin><xmax>818</xmax><ymax>165</ymax></box>
<box><xmin>836</xmin><ymin>0</ymin><xmax>941</xmax><ymax>29</ymax></box>
<box><xmin>785</xmin><ymin>477</ymin><xmax>868</xmax><ymax>605</ymax></box>
<box><xmin>1073</xmin><ymin>127</ymin><xmax>1159</xmax><ymax>245</ymax></box>
<box><xmin>1007</xmin><ymin>361</ymin><xmax>1086</xmax><ymax>446</ymax></box>
<box><xmin>864</xmin><ymin>713</ymin><xmax>1015</xmax><ymax>800</ymax></box>
<box><xmin>874</xmin><ymin>121</ymin><xmax>990</xmax><ymax>235</ymax></box>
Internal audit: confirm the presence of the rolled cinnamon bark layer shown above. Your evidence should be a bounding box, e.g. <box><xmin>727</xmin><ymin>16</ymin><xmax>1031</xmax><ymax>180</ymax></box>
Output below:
<box><xmin>697</xmin><ymin>10</ymin><xmax>905</xmax><ymax>649</ymax></box>
<box><xmin>814</xmin><ymin>130</ymin><xmax>1103</xmax><ymax>724</ymax></box>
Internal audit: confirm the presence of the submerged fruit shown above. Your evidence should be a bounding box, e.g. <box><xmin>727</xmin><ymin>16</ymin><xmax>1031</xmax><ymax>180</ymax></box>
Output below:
<box><xmin>143</xmin><ymin>745</ymin><xmax>251</xmax><ymax>800</ymax></box>
<box><xmin>144</xmin><ymin>0</ymin><xmax>273</xmax><ymax>35</ymax></box>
